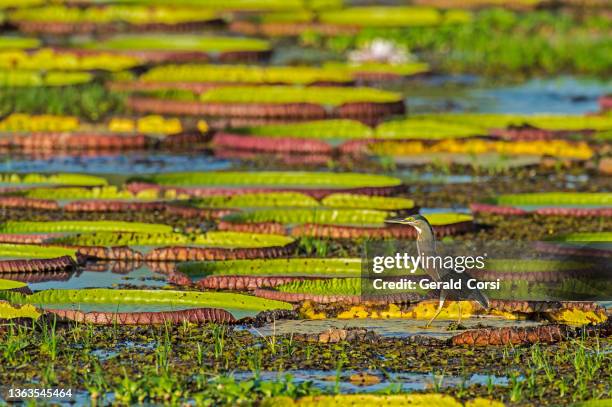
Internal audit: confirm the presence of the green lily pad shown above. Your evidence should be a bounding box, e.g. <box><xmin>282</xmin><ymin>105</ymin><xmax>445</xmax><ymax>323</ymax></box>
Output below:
<box><xmin>54</xmin><ymin>231</ymin><xmax>295</xmax><ymax>249</ymax></box>
<box><xmin>198</xmin><ymin>85</ymin><xmax>402</xmax><ymax>106</ymax></box>
<box><xmin>224</xmin><ymin>208</ymin><xmax>392</xmax><ymax>226</ymax></box>
<box><xmin>492</xmin><ymin>192</ymin><xmax>611</xmax><ymax>207</ymax></box>
<box><xmin>0</xmin><ymin>173</ymin><xmax>107</xmax><ymax>186</ymax></box>
<box><xmin>147</xmin><ymin>171</ymin><xmax>402</xmax><ymax>188</ymax></box>
<box><xmin>375</xmin><ymin>118</ymin><xmax>486</xmax><ymax>139</ymax></box>
<box><xmin>242</xmin><ymin>119</ymin><xmax>373</xmax><ymax>139</ymax></box>
<box><xmin>2</xmin><ymin>289</ymin><xmax>292</xmax><ymax>316</ymax></box>
<box><xmin>140</xmin><ymin>64</ymin><xmax>353</xmax><ymax>85</ymax></box>
<box><xmin>322</xmin><ymin>61</ymin><xmax>430</xmax><ymax>77</ymax></box>
<box><xmin>0</xmin><ymin>36</ymin><xmax>40</xmax><ymax>49</ymax></box>
<box><xmin>0</xmin><ymin>278</ymin><xmax>27</xmax><ymax>291</ymax></box>
<box><xmin>10</xmin><ymin>5</ymin><xmax>219</xmax><ymax>25</ymax></box>
<box><xmin>0</xmin><ymin>70</ymin><xmax>92</xmax><ymax>87</ymax></box>
<box><xmin>319</xmin><ymin>7</ymin><xmax>470</xmax><ymax>27</ymax></box>
<box><xmin>178</xmin><ymin>258</ymin><xmax>362</xmax><ymax>278</ymax></box>
<box><xmin>84</xmin><ymin>34</ymin><xmax>271</xmax><ymax>53</ymax></box>
<box><xmin>413</xmin><ymin>113</ymin><xmax>612</xmax><ymax>131</ymax></box>
<box><xmin>0</xmin><ymin>244</ymin><xmax>78</xmax><ymax>260</ymax></box>
<box><xmin>0</xmin><ymin>221</ymin><xmax>173</xmax><ymax>234</ymax></box>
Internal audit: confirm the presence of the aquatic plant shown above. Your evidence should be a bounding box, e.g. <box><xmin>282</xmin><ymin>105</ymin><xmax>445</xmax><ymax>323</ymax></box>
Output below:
<box><xmin>277</xmin><ymin>278</ymin><xmax>360</xmax><ymax>295</ymax></box>
<box><xmin>224</xmin><ymin>208</ymin><xmax>392</xmax><ymax>225</ymax></box>
<box><xmin>553</xmin><ymin>232</ymin><xmax>612</xmax><ymax>242</ymax></box>
<box><xmin>0</xmin><ymin>221</ymin><xmax>173</xmax><ymax>234</ymax></box>
<box><xmin>0</xmin><ymin>49</ymin><xmax>140</xmax><ymax>71</ymax></box>
<box><xmin>0</xmin><ymin>113</ymin><xmax>79</xmax><ymax>132</ymax></box>
<box><xmin>319</xmin><ymin>7</ymin><xmax>471</xmax><ymax>27</ymax></box>
<box><xmin>365</xmin><ymin>139</ymin><xmax>594</xmax><ymax>160</ymax></box>
<box><xmin>2</xmin><ymin>289</ymin><xmax>292</xmax><ymax>313</ymax></box>
<box><xmin>178</xmin><ymin>258</ymin><xmax>362</xmax><ymax>277</ymax></box>
<box><xmin>0</xmin><ymin>244</ymin><xmax>78</xmax><ymax>260</ymax></box>
<box><xmin>147</xmin><ymin>171</ymin><xmax>402</xmax><ymax>188</ymax></box>
<box><xmin>140</xmin><ymin>64</ymin><xmax>353</xmax><ymax>85</ymax></box>
<box><xmin>492</xmin><ymin>192</ymin><xmax>611</xmax><ymax>206</ymax></box>
<box><xmin>411</xmin><ymin>113</ymin><xmax>612</xmax><ymax>132</ymax></box>
<box><xmin>54</xmin><ymin>231</ymin><xmax>294</xmax><ymax>249</ymax></box>
<box><xmin>197</xmin><ymin>86</ymin><xmax>402</xmax><ymax>105</ymax></box>
<box><xmin>331</xmin><ymin>9</ymin><xmax>611</xmax><ymax>76</ymax></box>
<box><xmin>0</xmin><ymin>70</ymin><xmax>92</xmax><ymax>87</ymax></box>
<box><xmin>242</xmin><ymin>119</ymin><xmax>373</xmax><ymax>139</ymax></box>
<box><xmin>323</xmin><ymin>61</ymin><xmax>429</xmax><ymax>78</ymax></box>
<box><xmin>0</xmin><ymin>173</ymin><xmax>107</xmax><ymax>186</ymax></box>
<box><xmin>0</xmin><ymin>83</ymin><xmax>125</xmax><ymax>120</ymax></box>
<box><xmin>375</xmin><ymin>118</ymin><xmax>486</xmax><ymax>139</ymax></box>
<box><xmin>85</xmin><ymin>34</ymin><xmax>271</xmax><ymax>53</ymax></box>
<box><xmin>0</xmin><ymin>35</ymin><xmax>39</xmax><ymax>48</ymax></box>
<box><xmin>9</xmin><ymin>5</ymin><xmax>219</xmax><ymax>25</ymax></box>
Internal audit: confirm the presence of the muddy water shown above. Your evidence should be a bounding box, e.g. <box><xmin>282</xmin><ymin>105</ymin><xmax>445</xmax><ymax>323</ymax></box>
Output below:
<box><xmin>249</xmin><ymin>317</ymin><xmax>543</xmax><ymax>339</ymax></box>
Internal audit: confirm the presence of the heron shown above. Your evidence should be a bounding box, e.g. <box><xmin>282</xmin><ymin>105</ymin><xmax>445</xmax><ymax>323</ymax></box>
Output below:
<box><xmin>385</xmin><ymin>214</ymin><xmax>489</xmax><ymax>327</ymax></box>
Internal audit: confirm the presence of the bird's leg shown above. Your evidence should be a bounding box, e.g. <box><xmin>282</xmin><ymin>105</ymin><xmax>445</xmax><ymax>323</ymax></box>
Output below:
<box><xmin>425</xmin><ymin>291</ymin><xmax>446</xmax><ymax>328</ymax></box>
<box><xmin>457</xmin><ymin>301</ymin><xmax>462</xmax><ymax>325</ymax></box>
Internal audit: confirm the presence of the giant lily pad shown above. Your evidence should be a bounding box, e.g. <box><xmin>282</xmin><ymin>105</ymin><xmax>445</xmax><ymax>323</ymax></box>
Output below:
<box><xmin>0</xmin><ymin>220</ymin><xmax>173</xmax><ymax>234</ymax></box>
<box><xmin>138</xmin><ymin>64</ymin><xmax>353</xmax><ymax>86</ymax></box>
<box><xmin>0</xmin><ymin>243</ymin><xmax>78</xmax><ymax>260</ymax></box>
<box><xmin>178</xmin><ymin>258</ymin><xmax>362</xmax><ymax>278</ymax></box>
<box><xmin>1</xmin><ymin>289</ymin><xmax>292</xmax><ymax>317</ymax></box>
<box><xmin>0</xmin><ymin>70</ymin><xmax>92</xmax><ymax>87</ymax></box>
<box><xmin>193</xmin><ymin>192</ymin><xmax>414</xmax><ymax>210</ymax></box>
<box><xmin>412</xmin><ymin>113</ymin><xmax>612</xmax><ymax>132</ymax></box>
<box><xmin>319</xmin><ymin>7</ymin><xmax>471</xmax><ymax>27</ymax></box>
<box><xmin>84</xmin><ymin>34</ymin><xmax>270</xmax><ymax>53</ymax></box>
<box><xmin>197</xmin><ymin>85</ymin><xmax>402</xmax><ymax>106</ymax></box>
<box><xmin>146</xmin><ymin>171</ymin><xmax>402</xmax><ymax>188</ymax></box>
<box><xmin>472</xmin><ymin>193</ymin><xmax>612</xmax><ymax>216</ymax></box>
<box><xmin>0</xmin><ymin>173</ymin><xmax>107</xmax><ymax>187</ymax></box>
<box><xmin>224</xmin><ymin>208</ymin><xmax>392</xmax><ymax>226</ymax></box>
<box><xmin>242</xmin><ymin>119</ymin><xmax>374</xmax><ymax>139</ymax></box>
<box><xmin>53</xmin><ymin>231</ymin><xmax>295</xmax><ymax>249</ymax></box>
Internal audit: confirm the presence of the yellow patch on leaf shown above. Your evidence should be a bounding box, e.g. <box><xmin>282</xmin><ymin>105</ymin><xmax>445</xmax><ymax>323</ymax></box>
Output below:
<box><xmin>0</xmin><ymin>301</ymin><xmax>40</xmax><ymax>320</ymax></box>
<box><xmin>465</xmin><ymin>398</ymin><xmax>506</xmax><ymax>407</ymax></box>
<box><xmin>547</xmin><ymin>309</ymin><xmax>607</xmax><ymax>325</ymax></box>
<box><xmin>408</xmin><ymin>300</ymin><xmax>476</xmax><ymax>320</ymax></box>
<box><xmin>298</xmin><ymin>301</ymin><xmax>325</xmax><ymax>320</ymax></box>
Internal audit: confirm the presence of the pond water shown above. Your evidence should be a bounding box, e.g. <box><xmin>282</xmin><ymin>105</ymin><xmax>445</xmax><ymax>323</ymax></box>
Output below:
<box><xmin>249</xmin><ymin>317</ymin><xmax>543</xmax><ymax>340</ymax></box>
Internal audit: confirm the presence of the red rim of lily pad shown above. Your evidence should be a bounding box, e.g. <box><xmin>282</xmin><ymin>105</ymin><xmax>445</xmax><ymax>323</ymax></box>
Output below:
<box><xmin>290</xmin><ymin>221</ymin><xmax>473</xmax><ymax>239</ymax></box>
<box><xmin>197</xmin><ymin>275</ymin><xmax>315</xmax><ymax>290</ymax></box>
<box><xmin>63</xmin><ymin>201</ymin><xmax>233</xmax><ymax>219</ymax></box>
<box><xmin>46</xmin><ymin>307</ymin><xmax>236</xmax><ymax>325</ymax></box>
<box><xmin>470</xmin><ymin>203</ymin><xmax>612</xmax><ymax>217</ymax></box>
<box><xmin>52</xmin><ymin>47</ymin><xmax>271</xmax><ymax>64</ymax></box>
<box><xmin>126</xmin><ymin>182</ymin><xmax>408</xmax><ymax>200</ymax></box>
<box><xmin>211</xmin><ymin>132</ymin><xmax>334</xmax><ymax>154</ymax></box>
<box><xmin>253</xmin><ymin>288</ymin><xmax>422</xmax><ymax>304</ymax></box>
<box><xmin>127</xmin><ymin>97</ymin><xmax>405</xmax><ymax>120</ymax></box>
<box><xmin>145</xmin><ymin>241</ymin><xmax>297</xmax><ymax>262</ymax></box>
<box><xmin>0</xmin><ymin>197</ymin><xmax>60</xmax><ymax>210</ymax></box>
<box><xmin>0</xmin><ymin>132</ymin><xmax>208</xmax><ymax>151</ymax></box>
<box><xmin>0</xmin><ymin>255</ymin><xmax>77</xmax><ymax>274</ymax></box>
<box><xmin>229</xmin><ymin>20</ymin><xmax>361</xmax><ymax>37</ymax></box>
<box><xmin>14</xmin><ymin>20</ymin><xmax>224</xmax><ymax>36</ymax></box>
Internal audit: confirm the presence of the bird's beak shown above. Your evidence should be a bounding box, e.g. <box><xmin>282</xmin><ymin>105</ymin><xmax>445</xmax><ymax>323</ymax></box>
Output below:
<box><xmin>385</xmin><ymin>216</ymin><xmax>407</xmax><ymax>225</ymax></box>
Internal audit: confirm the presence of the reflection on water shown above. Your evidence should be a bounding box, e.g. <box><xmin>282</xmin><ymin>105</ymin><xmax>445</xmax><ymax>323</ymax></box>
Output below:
<box><xmin>0</xmin><ymin>152</ymin><xmax>231</xmax><ymax>175</ymax></box>
<box><xmin>26</xmin><ymin>263</ymin><xmax>168</xmax><ymax>292</ymax></box>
